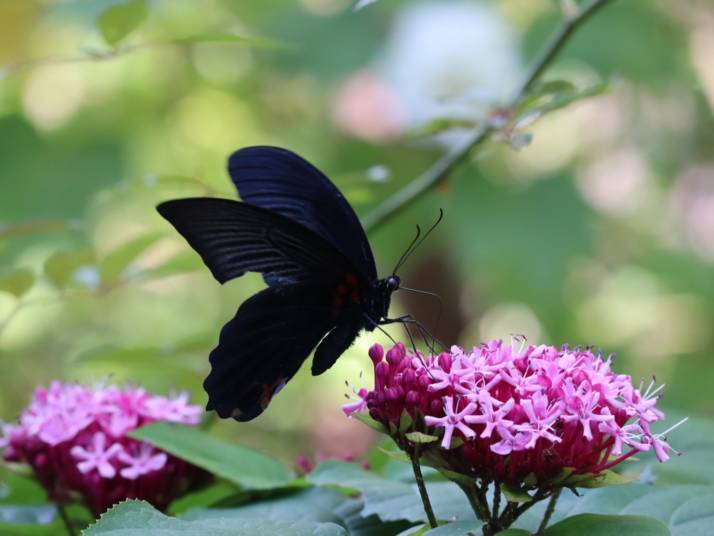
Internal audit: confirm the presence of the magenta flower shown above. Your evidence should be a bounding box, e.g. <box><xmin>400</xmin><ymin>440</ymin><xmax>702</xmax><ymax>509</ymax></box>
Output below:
<box><xmin>346</xmin><ymin>339</ymin><xmax>683</xmax><ymax>487</ymax></box>
<box><xmin>71</xmin><ymin>432</ymin><xmax>124</xmax><ymax>478</ymax></box>
<box><xmin>1</xmin><ymin>381</ymin><xmax>205</xmax><ymax>516</ymax></box>
<box><xmin>424</xmin><ymin>396</ymin><xmax>477</xmax><ymax>448</ymax></box>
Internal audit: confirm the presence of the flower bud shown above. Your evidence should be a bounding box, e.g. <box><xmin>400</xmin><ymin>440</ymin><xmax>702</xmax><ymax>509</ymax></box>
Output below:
<box><xmin>387</xmin><ymin>344</ymin><xmax>405</xmax><ymax>366</ymax></box>
<box><xmin>437</xmin><ymin>352</ymin><xmax>452</xmax><ymax>372</ymax></box>
<box><xmin>405</xmin><ymin>390</ymin><xmax>421</xmax><ymax>406</ymax></box>
<box><xmin>368</xmin><ymin>343</ymin><xmax>384</xmax><ymax>365</ymax></box>
<box><xmin>429</xmin><ymin>398</ymin><xmax>444</xmax><ymax>415</ymax></box>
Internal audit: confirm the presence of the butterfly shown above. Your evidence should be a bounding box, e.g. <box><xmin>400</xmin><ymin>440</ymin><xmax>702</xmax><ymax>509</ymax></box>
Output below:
<box><xmin>157</xmin><ymin>146</ymin><xmax>410</xmax><ymax>421</ymax></box>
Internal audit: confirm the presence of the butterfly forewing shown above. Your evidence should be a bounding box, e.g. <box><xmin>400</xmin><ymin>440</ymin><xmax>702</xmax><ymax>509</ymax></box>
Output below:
<box><xmin>228</xmin><ymin>146</ymin><xmax>377</xmax><ymax>281</ymax></box>
<box><xmin>157</xmin><ymin>198</ymin><xmax>355</xmax><ymax>286</ymax></box>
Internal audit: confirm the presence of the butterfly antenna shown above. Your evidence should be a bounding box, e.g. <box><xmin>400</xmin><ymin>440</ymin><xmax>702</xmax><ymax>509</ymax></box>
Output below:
<box><xmin>399</xmin><ymin>286</ymin><xmax>444</xmax><ymax>343</ymax></box>
<box><xmin>392</xmin><ymin>225</ymin><xmax>422</xmax><ymax>275</ymax></box>
<box><xmin>393</xmin><ymin>209</ymin><xmax>444</xmax><ymax>275</ymax></box>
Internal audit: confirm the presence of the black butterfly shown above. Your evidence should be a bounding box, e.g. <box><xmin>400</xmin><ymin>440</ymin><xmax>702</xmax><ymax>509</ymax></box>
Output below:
<box><xmin>157</xmin><ymin>146</ymin><xmax>407</xmax><ymax>421</ymax></box>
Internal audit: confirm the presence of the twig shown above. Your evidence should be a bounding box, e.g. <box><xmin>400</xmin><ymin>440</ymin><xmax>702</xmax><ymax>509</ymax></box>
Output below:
<box><xmin>536</xmin><ymin>488</ymin><xmax>562</xmax><ymax>534</ymax></box>
<box><xmin>408</xmin><ymin>446</ymin><xmax>438</xmax><ymax>528</ymax></box>
<box><xmin>57</xmin><ymin>503</ymin><xmax>77</xmax><ymax>536</ymax></box>
<box><xmin>362</xmin><ymin>0</ymin><xmax>616</xmax><ymax>232</ymax></box>
<box><xmin>492</xmin><ymin>483</ymin><xmax>502</xmax><ymax>520</ymax></box>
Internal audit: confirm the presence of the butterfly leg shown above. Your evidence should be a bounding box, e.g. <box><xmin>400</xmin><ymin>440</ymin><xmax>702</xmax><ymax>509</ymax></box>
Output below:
<box><xmin>381</xmin><ymin>314</ymin><xmax>444</xmax><ymax>354</ymax></box>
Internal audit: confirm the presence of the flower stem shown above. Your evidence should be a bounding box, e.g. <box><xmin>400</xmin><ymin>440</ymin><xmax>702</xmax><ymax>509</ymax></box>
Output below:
<box><xmin>457</xmin><ymin>481</ymin><xmax>491</xmax><ymax>523</ymax></box>
<box><xmin>362</xmin><ymin>0</ymin><xmax>617</xmax><ymax>232</ymax></box>
<box><xmin>57</xmin><ymin>503</ymin><xmax>77</xmax><ymax>536</ymax></box>
<box><xmin>408</xmin><ymin>447</ymin><xmax>438</xmax><ymax>528</ymax></box>
<box><xmin>492</xmin><ymin>483</ymin><xmax>502</xmax><ymax>519</ymax></box>
<box><xmin>536</xmin><ymin>488</ymin><xmax>561</xmax><ymax>535</ymax></box>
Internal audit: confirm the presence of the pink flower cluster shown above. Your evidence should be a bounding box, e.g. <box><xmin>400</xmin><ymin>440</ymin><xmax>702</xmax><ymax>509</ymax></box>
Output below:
<box><xmin>1</xmin><ymin>381</ymin><xmax>204</xmax><ymax>515</ymax></box>
<box><xmin>345</xmin><ymin>340</ymin><xmax>680</xmax><ymax>486</ymax></box>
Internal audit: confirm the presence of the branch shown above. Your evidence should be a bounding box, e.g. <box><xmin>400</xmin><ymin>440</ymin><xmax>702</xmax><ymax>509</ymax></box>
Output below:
<box><xmin>408</xmin><ymin>446</ymin><xmax>438</xmax><ymax>528</ymax></box>
<box><xmin>1</xmin><ymin>34</ymin><xmax>280</xmax><ymax>78</ymax></box>
<box><xmin>362</xmin><ymin>0</ymin><xmax>616</xmax><ymax>232</ymax></box>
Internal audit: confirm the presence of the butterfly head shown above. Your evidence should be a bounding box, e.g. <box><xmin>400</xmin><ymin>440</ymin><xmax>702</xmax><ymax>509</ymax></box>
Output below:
<box><xmin>385</xmin><ymin>275</ymin><xmax>401</xmax><ymax>292</ymax></box>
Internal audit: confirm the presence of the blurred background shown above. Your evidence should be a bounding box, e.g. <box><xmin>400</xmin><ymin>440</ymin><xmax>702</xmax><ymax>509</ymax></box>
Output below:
<box><xmin>1</xmin><ymin>0</ymin><xmax>712</xmax><ymax>466</ymax></box>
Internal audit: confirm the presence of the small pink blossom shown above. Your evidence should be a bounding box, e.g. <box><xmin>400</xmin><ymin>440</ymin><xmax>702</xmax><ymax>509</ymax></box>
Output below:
<box><xmin>424</xmin><ymin>396</ymin><xmax>477</xmax><ymax>448</ymax></box>
<box><xmin>118</xmin><ymin>444</ymin><xmax>168</xmax><ymax>480</ymax></box>
<box><xmin>351</xmin><ymin>339</ymin><xmax>682</xmax><ymax>486</ymax></box>
<box><xmin>1</xmin><ymin>381</ymin><xmax>205</xmax><ymax>515</ymax></box>
<box><xmin>71</xmin><ymin>432</ymin><xmax>123</xmax><ymax>478</ymax></box>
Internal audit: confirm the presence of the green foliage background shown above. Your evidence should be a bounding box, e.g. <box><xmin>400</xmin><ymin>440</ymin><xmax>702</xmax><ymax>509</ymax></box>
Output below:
<box><xmin>1</xmin><ymin>0</ymin><xmax>713</xmax><ymax>470</ymax></box>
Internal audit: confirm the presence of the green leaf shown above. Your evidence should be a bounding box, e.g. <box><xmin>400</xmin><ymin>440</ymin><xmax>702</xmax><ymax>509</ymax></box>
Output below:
<box><xmin>500</xmin><ymin>483</ymin><xmax>532</xmax><ymax>503</ymax></box>
<box><xmin>543</xmin><ymin>514</ymin><xmax>669</xmax><ymax>536</ymax></box>
<box><xmin>423</xmin><ymin>520</ymin><xmax>483</xmax><ymax>535</ymax></box>
<box><xmin>140</xmin><ymin>251</ymin><xmax>205</xmax><ymax>280</ymax></box>
<box><xmin>43</xmin><ymin>248</ymin><xmax>96</xmax><ymax>289</ymax></box>
<box><xmin>128</xmin><ymin>423</ymin><xmax>291</xmax><ymax>490</ymax></box>
<box><xmin>182</xmin><ymin>487</ymin><xmax>346</xmax><ymax>524</ymax></box>
<box><xmin>405</xmin><ymin>432</ymin><xmax>438</xmax><ymax>444</ymax></box>
<box><xmin>168</xmin><ymin>482</ymin><xmax>239</xmax><ymax>515</ymax></box>
<box><xmin>377</xmin><ymin>447</ymin><xmax>412</xmax><ymax>464</ymax></box>
<box><xmin>99</xmin><ymin>232</ymin><xmax>162</xmax><ymax>286</ymax></box>
<box><xmin>0</xmin><ymin>505</ymin><xmax>55</xmax><ymax>524</ymax></box>
<box><xmin>85</xmin><ymin>500</ymin><xmax>347</xmax><ymax>535</ymax></box>
<box><xmin>0</xmin><ymin>268</ymin><xmax>33</xmax><ymax>298</ymax></box>
<box><xmin>669</xmin><ymin>493</ymin><xmax>714</xmax><ymax>535</ymax></box>
<box><xmin>516</xmin><ymin>81</ymin><xmax>609</xmax><ymax>127</ymax></box>
<box><xmin>98</xmin><ymin>0</ymin><xmax>148</xmax><ymax>47</ymax></box>
<box><xmin>336</xmin><ymin>498</ymin><xmax>416</xmax><ymax>536</ymax></box>
<box><xmin>307</xmin><ymin>461</ymin><xmax>472</xmax><ymax>524</ymax></box>
<box><xmin>399</xmin><ymin>411</ymin><xmax>413</xmax><ymax>433</ymax></box>
<box><xmin>351</xmin><ymin>412</ymin><xmax>388</xmax><ymax>434</ymax></box>
<box><xmin>0</xmin><ymin>467</ymin><xmax>46</xmax><ymax>505</ymax></box>
<box><xmin>564</xmin><ymin>470</ymin><xmax>634</xmax><ymax>489</ymax></box>
<box><xmin>510</xmin><ymin>484</ymin><xmax>714</xmax><ymax>533</ymax></box>
<box><xmin>167</xmin><ymin>32</ymin><xmax>285</xmax><ymax>49</ymax></box>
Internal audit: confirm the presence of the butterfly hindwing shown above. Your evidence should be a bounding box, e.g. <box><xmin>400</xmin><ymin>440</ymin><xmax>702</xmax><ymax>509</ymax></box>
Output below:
<box><xmin>157</xmin><ymin>197</ymin><xmax>355</xmax><ymax>286</ymax></box>
<box><xmin>311</xmin><ymin>316</ymin><xmax>363</xmax><ymax>376</ymax></box>
<box><xmin>204</xmin><ymin>285</ymin><xmax>335</xmax><ymax>421</ymax></box>
<box><xmin>228</xmin><ymin>146</ymin><xmax>377</xmax><ymax>281</ymax></box>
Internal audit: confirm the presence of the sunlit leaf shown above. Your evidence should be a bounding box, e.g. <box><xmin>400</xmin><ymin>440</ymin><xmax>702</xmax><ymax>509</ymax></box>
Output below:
<box><xmin>405</xmin><ymin>432</ymin><xmax>438</xmax><ymax>444</ymax></box>
<box><xmin>139</xmin><ymin>251</ymin><xmax>205</xmax><ymax>280</ymax></box>
<box><xmin>43</xmin><ymin>248</ymin><xmax>96</xmax><ymax>289</ymax></box>
<box><xmin>99</xmin><ymin>231</ymin><xmax>162</xmax><ymax>286</ymax></box>
<box><xmin>98</xmin><ymin>0</ymin><xmax>148</xmax><ymax>47</ymax></box>
<box><xmin>85</xmin><ymin>500</ymin><xmax>347</xmax><ymax>535</ymax></box>
<box><xmin>515</xmin><ymin>81</ymin><xmax>609</xmax><ymax>128</ymax></box>
<box><xmin>129</xmin><ymin>423</ymin><xmax>292</xmax><ymax>490</ymax></box>
<box><xmin>0</xmin><ymin>268</ymin><xmax>34</xmax><ymax>298</ymax></box>
<box><xmin>351</xmin><ymin>412</ymin><xmax>388</xmax><ymax>434</ymax></box>
<box><xmin>167</xmin><ymin>32</ymin><xmax>285</xmax><ymax>49</ymax></box>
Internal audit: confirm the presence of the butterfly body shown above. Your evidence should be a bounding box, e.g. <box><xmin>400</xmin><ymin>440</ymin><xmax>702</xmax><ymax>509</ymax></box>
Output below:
<box><xmin>157</xmin><ymin>146</ymin><xmax>399</xmax><ymax>421</ymax></box>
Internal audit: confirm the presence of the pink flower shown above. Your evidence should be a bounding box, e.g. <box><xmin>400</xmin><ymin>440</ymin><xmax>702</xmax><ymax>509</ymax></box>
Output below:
<box><xmin>71</xmin><ymin>432</ymin><xmax>124</xmax><ymax>478</ymax></box>
<box><xmin>118</xmin><ymin>444</ymin><xmax>168</xmax><ymax>479</ymax></box>
<box><xmin>1</xmin><ymin>381</ymin><xmax>205</xmax><ymax>516</ymax></box>
<box><xmin>425</xmin><ymin>396</ymin><xmax>477</xmax><ymax>448</ymax></box>
<box><xmin>350</xmin><ymin>340</ymin><xmax>682</xmax><ymax>487</ymax></box>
